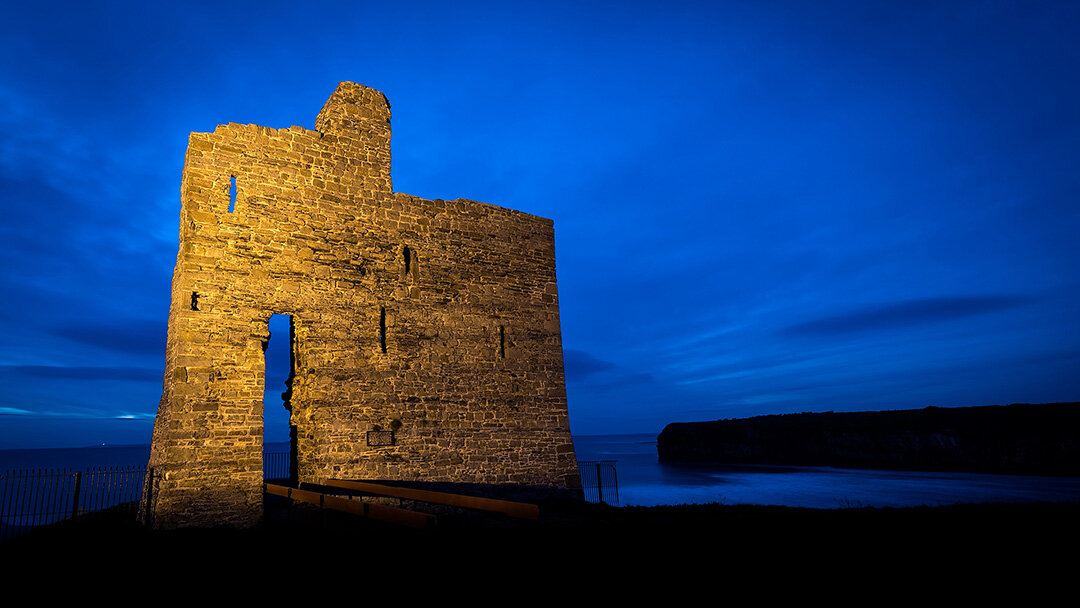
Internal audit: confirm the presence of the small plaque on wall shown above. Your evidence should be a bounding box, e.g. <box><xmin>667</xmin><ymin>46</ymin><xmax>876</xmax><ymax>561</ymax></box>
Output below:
<box><xmin>367</xmin><ymin>430</ymin><xmax>395</xmax><ymax>446</ymax></box>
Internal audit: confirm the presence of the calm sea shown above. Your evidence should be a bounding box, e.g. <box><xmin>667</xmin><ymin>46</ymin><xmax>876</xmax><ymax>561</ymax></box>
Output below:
<box><xmin>4</xmin><ymin>434</ymin><xmax>1079</xmax><ymax>509</ymax></box>
<box><xmin>573</xmin><ymin>434</ymin><xmax>1080</xmax><ymax>508</ymax></box>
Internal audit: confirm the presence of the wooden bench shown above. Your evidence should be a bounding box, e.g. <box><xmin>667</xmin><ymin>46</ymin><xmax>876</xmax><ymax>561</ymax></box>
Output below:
<box><xmin>265</xmin><ymin>483</ymin><xmax>437</xmax><ymax>529</ymax></box>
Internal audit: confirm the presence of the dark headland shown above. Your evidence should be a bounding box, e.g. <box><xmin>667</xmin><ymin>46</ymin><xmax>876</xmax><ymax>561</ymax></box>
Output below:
<box><xmin>658</xmin><ymin>402</ymin><xmax>1080</xmax><ymax>475</ymax></box>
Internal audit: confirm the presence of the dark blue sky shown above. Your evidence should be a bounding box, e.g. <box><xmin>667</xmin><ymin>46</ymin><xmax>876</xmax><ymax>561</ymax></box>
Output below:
<box><xmin>1</xmin><ymin>1</ymin><xmax>1078</xmax><ymax>448</ymax></box>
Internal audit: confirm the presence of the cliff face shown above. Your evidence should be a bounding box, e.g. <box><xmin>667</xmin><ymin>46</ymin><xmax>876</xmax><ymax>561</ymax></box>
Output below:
<box><xmin>657</xmin><ymin>402</ymin><xmax>1080</xmax><ymax>475</ymax></box>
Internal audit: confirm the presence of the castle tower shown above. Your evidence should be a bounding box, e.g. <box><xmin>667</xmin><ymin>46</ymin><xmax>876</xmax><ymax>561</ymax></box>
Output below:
<box><xmin>143</xmin><ymin>83</ymin><xmax>578</xmax><ymax>528</ymax></box>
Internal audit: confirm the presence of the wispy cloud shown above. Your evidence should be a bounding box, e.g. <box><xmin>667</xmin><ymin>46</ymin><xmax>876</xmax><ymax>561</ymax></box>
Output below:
<box><xmin>563</xmin><ymin>349</ymin><xmax>615</xmax><ymax>381</ymax></box>
<box><xmin>782</xmin><ymin>296</ymin><xmax>1031</xmax><ymax>337</ymax></box>
<box><xmin>0</xmin><ymin>405</ymin><xmax>154</xmax><ymax>420</ymax></box>
<box><xmin>46</xmin><ymin>320</ymin><xmax>166</xmax><ymax>357</ymax></box>
<box><xmin>0</xmin><ymin>406</ymin><xmax>33</xmax><ymax>416</ymax></box>
<box><xmin>113</xmin><ymin>412</ymin><xmax>155</xmax><ymax>421</ymax></box>
<box><xmin>4</xmin><ymin>364</ymin><xmax>160</xmax><ymax>382</ymax></box>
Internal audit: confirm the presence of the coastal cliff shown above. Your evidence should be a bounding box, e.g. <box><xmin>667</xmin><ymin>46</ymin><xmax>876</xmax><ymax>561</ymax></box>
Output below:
<box><xmin>657</xmin><ymin>402</ymin><xmax>1080</xmax><ymax>475</ymax></box>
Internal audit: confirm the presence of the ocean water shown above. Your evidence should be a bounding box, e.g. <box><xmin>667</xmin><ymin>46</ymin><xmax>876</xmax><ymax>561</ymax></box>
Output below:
<box><xmin>4</xmin><ymin>435</ymin><xmax>1080</xmax><ymax>509</ymax></box>
<box><xmin>572</xmin><ymin>433</ymin><xmax>1080</xmax><ymax>508</ymax></box>
<box><xmin>0</xmin><ymin>445</ymin><xmax>152</xmax><ymax>471</ymax></box>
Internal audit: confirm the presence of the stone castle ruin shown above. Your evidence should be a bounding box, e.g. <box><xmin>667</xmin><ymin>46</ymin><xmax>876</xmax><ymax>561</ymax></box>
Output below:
<box><xmin>144</xmin><ymin>82</ymin><xmax>579</xmax><ymax>528</ymax></box>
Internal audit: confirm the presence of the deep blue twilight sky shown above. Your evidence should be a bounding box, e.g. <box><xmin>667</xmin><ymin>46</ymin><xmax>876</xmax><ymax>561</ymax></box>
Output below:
<box><xmin>1</xmin><ymin>1</ymin><xmax>1078</xmax><ymax>449</ymax></box>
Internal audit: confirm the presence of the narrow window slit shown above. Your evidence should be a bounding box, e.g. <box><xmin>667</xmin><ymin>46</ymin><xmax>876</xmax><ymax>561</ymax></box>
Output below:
<box><xmin>403</xmin><ymin>245</ymin><xmax>411</xmax><ymax>276</ymax></box>
<box><xmin>228</xmin><ymin>175</ymin><xmax>237</xmax><ymax>213</ymax></box>
<box><xmin>190</xmin><ymin>292</ymin><xmax>199</xmax><ymax>311</ymax></box>
<box><xmin>379</xmin><ymin>307</ymin><xmax>387</xmax><ymax>354</ymax></box>
<box><xmin>499</xmin><ymin>325</ymin><xmax>505</xmax><ymax>359</ymax></box>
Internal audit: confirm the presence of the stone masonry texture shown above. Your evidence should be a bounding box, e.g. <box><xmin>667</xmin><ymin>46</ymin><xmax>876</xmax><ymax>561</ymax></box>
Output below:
<box><xmin>144</xmin><ymin>82</ymin><xmax>579</xmax><ymax>528</ymax></box>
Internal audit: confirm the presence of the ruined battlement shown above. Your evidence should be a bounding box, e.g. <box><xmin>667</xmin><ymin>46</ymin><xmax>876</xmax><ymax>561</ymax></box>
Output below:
<box><xmin>314</xmin><ymin>80</ymin><xmax>392</xmax><ymax>134</ymax></box>
<box><xmin>145</xmin><ymin>82</ymin><xmax>579</xmax><ymax>529</ymax></box>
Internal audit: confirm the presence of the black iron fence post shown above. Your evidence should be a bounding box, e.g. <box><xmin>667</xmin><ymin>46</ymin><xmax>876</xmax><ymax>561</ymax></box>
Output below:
<box><xmin>71</xmin><ymin>471</ymin><xmax>83</xmax><ymax>519</ymax></box>
<box><xmin>612</xmin><ymin>463</ymin><xmax>619</xmax><ymax>504</ymax></box>
<box><xmin>143</xmin><ymin>467</ymin><xmax>154</xmax><ymax>526</ymax></box>
<box><xmin>595</xmin><ymin>462</ymin><xmax>604</xmax><ymax>504</ymax></box>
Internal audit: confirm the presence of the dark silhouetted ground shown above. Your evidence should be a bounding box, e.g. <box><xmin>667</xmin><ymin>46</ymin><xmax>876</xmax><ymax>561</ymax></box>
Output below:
<box><xmin>3</xmin><ymin>494</ymin><xmax>1076</xmax><ymax>591</ymax></box>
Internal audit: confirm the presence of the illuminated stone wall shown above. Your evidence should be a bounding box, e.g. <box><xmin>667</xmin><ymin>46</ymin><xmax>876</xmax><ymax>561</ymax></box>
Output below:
<box><xmin>144</xmin><ymin>82</ymin><xmax>579</xmax><ymax>528</ymax></box>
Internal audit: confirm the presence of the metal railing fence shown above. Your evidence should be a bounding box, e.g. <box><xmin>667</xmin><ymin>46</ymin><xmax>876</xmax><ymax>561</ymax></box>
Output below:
<box><xmin>578</xmin><ymin>460</ymin><xmax>619</xmax><ymax>505</ymax></box>
<box><xmin>264</xmin><ymin>451</ymin><xmax>291</xmax><ymax>481</ymax></box>
<box><xmin>0</xmin><ymin>465</ymin><xmax>148</xmax><ymax>542</ymax></box>
<box><xmin>3</xmin><ymin>454</ymin><xmax>620</xmax><ymax>541</ymax></box>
